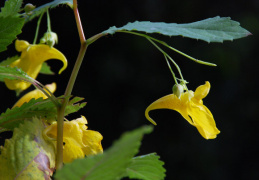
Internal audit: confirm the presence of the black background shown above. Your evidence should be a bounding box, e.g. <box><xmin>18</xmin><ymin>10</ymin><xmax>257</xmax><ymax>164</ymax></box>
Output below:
<box><xmin>1</xmin><ymin>0</ymin><xmax>259</xmax><ymax>179</ymax></box>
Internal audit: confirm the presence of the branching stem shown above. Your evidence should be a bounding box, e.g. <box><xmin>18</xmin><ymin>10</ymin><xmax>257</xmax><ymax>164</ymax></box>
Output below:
<box><xmin>55</xmin><ymin>0</ymin><xmax>104</xmax><ymax>170</ymax></box>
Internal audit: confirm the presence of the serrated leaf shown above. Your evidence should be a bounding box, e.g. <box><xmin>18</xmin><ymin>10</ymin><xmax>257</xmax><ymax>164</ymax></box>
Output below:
<box><xmin>0</xmin><ymin>58</ymin><xmax>55</xmax><ymax>76</ymax></box>
<box><xmin>0</xmin><ymin>0</ymin><xmax>23</xmax><ymax>17</ymax></box>
<box><xmin>40</xmin><ymin>62</ymin><xmax>55</xmax><ymax>75</ymax></box>
<box><xmin>0</xmin><ymin>117</ymin><xmax>55</xmax><ymax>180</ymax></box>
<box><xmin>25</xmin><ymin>0</ymin><xmax>73</xmax><ymax>23</ymax></box>
<box><xmin>103</xmin><ymin>16</ymin><xmax>251</xmax><ymax>43</ymax></box>
<box><xmin>0</xmin><ymin>16</ymin><xmax>24</xmax><ymax>52</ymax></box>
<box><xmin>0</xmin><ymin>66</ymin><xmax>34</xmax><ymax>83</ymax></box>
<box><xmin>55</xmin><ymin>126</ymin><xmax>153</xmax><ymax>180</ymax></box>
<box><xmin>0</xmin><ymin>96</ymin><xmax>86</xmax><ymax>132</ymax></box>
<box><xmin>0</xmin><ymin>55</ymin><xmax>19</xmax><ymax>66</ymax></box>
<box><xmin>126</xmin><ymin>153</ymin><xmax>166</xmax><ymax>180</ymax></box>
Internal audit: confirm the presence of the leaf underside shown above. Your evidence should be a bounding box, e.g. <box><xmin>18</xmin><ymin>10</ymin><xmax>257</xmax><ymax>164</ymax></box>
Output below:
<box><xmin>25</xmin><ymin>0</ymin><xmax>73</xmax><ymax>22</ymax></box>
<box><xmin>103</xmin><ymin>16</ymin><xmax>251</xmax><ymax>43</ymax></box>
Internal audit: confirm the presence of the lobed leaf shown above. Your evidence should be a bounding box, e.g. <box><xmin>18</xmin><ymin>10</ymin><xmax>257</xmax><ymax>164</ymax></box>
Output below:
<box><xmin>126</xmin><ymin>153</ymin><xmax>166</xmax><ymax>180</ymax></box>
<box><xmin>0</xmin><ymin>117</ymin><xmax>55</xmax><ymax>180</ymax></box>
<box><xmin>103</xmin><ymin>16</ymin><xmax>251</xmax><ymax>43</ymax></box>
<box><xmin>0</xmin><ymin>96</ymin><xmax>86</xmax><ymax>132</ymax></box>
<box><xmin>55</xmin><ymin>126</ymin><xmax>153</xmax><ymax>180</ymax></box>
<box><xmin>0</xmin><ymin>16</ymin><xmax>24</xmax><ymax>52</ymax></box>
<box><xmin>25</xmin><ymin>0</ymin><xmax>73</xmax><ymax>23</ymax></box>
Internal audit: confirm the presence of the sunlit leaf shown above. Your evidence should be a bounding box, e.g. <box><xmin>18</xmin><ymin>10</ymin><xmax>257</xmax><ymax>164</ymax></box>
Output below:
<box><xmin>0</xmin><ymin>117</ymin><xmax>55</xmax><ymax>179</ymax></box>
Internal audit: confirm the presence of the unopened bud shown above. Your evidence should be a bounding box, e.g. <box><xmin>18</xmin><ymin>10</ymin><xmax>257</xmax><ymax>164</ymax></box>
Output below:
<box><xmin>24</xmin><ymin>3</ymin><xmax>35</xmax><ymax>13</ymax></box>
<box><xmin>173</xmin><ymin>84</ymin><xmax>184</xmax><ymax>98</ymax></box>
<box><xmin>40</xmin><ymin>32</ymin><xmax>58</xmax><ymax>47</ymax></box>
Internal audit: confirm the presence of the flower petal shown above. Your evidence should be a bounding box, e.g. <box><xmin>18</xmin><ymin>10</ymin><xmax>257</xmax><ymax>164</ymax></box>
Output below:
<box><xmin>15</xmin><ymin>39</ymin><xmax>29</xmax><ymax>52</ymax></box>
<box><xmin>45</xmin><ymin>120</ymin><xmax>85</xmax><ymax>148</ymax></box>
<box><xmin>63</xmin><ymin>138</ymin><xmax>85</xmax><ymax>163</ymax></box>
<box><xmin>43</xmin><ymin>116</ymin><xmax>103</xmax><ymax>163</ymax></box>
<box><xmin>188</xmin><ymin>101</ymin><xmax>220</xmax><ymax>139</ymax></box>
<box><xmin>82</xmin><ymin>130</ymin><xmax>103</xmax><ymax>156</ymax></box>
<box><xmin>12</xmin><ymin>82</ymin><xmax>56</xmax><ymax>108</ymax></box>
<box><xmin>145</xmin><ymin>93</ymin><xmax>194</xmax><ymax>125</ymax></box>
<box><xmin>193</xmin><ymin>81</ymin><xmax>210</xmax><ymax>103</ymax></box>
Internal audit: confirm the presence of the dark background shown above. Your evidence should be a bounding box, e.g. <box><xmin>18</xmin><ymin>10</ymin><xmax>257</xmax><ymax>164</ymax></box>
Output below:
<box><xmin>1</xmin><ymin>0</ymin><xmax>259</xmax><ymax>179</ymax></box>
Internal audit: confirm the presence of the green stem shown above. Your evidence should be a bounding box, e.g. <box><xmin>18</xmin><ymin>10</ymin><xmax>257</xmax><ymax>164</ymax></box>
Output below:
<box><xmin>55</xmin><ymin>0</ymin><xmax>106</xmax><ymax>170</ymax></box>
<box><xmin>4</xmin><ymin>73</ymin><xmax>59</xmax><ymax>106</ymax></box>
<box><xmin>46</xmin><ymin>9</ymin><xmax>52</xmax><ymax>32</ymax></box>
<box><xmin>33</xmin><ymin>79</ymin><xmax>60</xmax><ymax>107</ymax></box>
<box><xmin>33</xmin><ymin>12</ymin><xmax>44</xmax><ymax>44</ymax></box>
<box><xmin>146</xmin><ymin>38</ymin><xmax>185</xmax><ymax>83</ymax></box>
<box><xmin>164</xmin><ymin>55</ymin><xmax>178</xmax><ymax>84</ymax></box>
<box><xmin>118</xmin><ymin>30</ymin><xmax>216</xmax><ymax>66</ymax></box>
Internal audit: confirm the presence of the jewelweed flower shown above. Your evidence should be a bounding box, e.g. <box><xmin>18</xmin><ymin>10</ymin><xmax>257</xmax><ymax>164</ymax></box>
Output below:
<box><xmin>145</xmin><ymin>81</ymin><xmax>220</xmax><ymax>139</ymax></box>
<box><xmin>4</xmin><ymin>40</ymin><xmax>67</xmax><ymax>91</ymax></box>
<box><xmin>43</xmin><ymin>116</ymin><xmax>103</xmax><ymax>163</ymax></box>
<box><xmin>13</xmin><ymin>82</ymin><xmax>56</xmax><ymax>108</ymax></box>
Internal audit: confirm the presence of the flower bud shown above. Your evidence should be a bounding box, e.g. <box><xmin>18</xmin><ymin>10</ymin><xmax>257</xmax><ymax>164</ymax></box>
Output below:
<box><xmin>24</xmin><ymin>3</ymin><xmax>36</xmax><ymax>13</ymax></box>
<box><xmin>173</xmin><ymin>84</ymin><xmax>184</xmax><ymax>98</ymax></box>
<box><xmin>40</xmin><ymin>32</ymin><xmax>58</xmax><ymax>47</ymax></box>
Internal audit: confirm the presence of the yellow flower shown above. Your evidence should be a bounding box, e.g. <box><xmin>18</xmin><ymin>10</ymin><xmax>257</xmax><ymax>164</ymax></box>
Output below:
<box><xmin>145</xmin><ymin>81</ymin><xmax>220</xmax><ymax>139</ymax></box>
<box><xmin>12</xmin><ymin>82</ymin><xmax>56</xmax><ymax>108</ymax></box>
<box><xmin>43</xmin><ymin>116</ymin><xmax>103</xmax><ymax>163</ymax></box>
<box><xmin>4</xmin><ymin>40</ymin><xmax>67</xmax><ymax>91</ymax></box>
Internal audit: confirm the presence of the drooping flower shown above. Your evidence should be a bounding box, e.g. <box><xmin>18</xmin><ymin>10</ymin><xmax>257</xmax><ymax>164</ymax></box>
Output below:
<box><xmin>145</xmin><ymin>81</ymin><xmax>220</xmax><ymax>139</ymax></box>
<box><xmin>4</xmin><ymin>40</ymin><xmax>67</xmax><ymax>92</ymax></box>
<box><xmin>12</xmin><ymin>82</ymin><xmax>56</xmax><ymax>108</ymax></box>
<box><xmin>43</xmin><ymin>116</ymin><xmax>103</xmax><ymax>163</ymax></box>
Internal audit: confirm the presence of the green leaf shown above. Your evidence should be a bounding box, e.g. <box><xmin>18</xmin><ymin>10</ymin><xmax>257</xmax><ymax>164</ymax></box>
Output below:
<box><xmin>0</xmin><ymin>58</ymin><xmax>54</xmax><ymax>75</ymax></box>
<box><xmin>55</xmin><ymin>126</ymin><xmax>153</xmax><ymax>180</ymax></box>
<box><xmin>40</xmin><ymin>62</ymin><xmax>55</xmax><ymax>75</ymax></box>
<box><xmin>0</xmin><ymin>96</ymin><xmax>86</xmax><ymax>132</ymax></box>
<box><xmin>0</xmin><ymin>117</ymin><xmax>56</xmax><ymax>179</ymax></box>
<box><xmin>126</xmin><ymin>153</ymin><xmax>166</xmax><ymax>180</ymax></box>
<box><xmin>25</xmin><ymin>0</ymin><xmax>73</xmax><ymax>23</ymax></box>
<box><xmin>0</xmin><ymin>66</ymin><xmax>33</xmax><ymax>83</ymax></box>
<box><xmin>103</xmin><ymin>16</ymin><xmax>251</xmax><ymax>43</ymax></box>
<box><xmin>0</xmin><ymin>55</ymin><xmax>19</xmax><ymax>66</ymax></box>
<box><xmin>0</xmin><ymin>16</ymin><xmax>24</xmax><ymax>52</ymax></box>
<box><xmin>0</xmin><ymin>0</ymin><xmax>23</xmax><ymax>17</ymax></box>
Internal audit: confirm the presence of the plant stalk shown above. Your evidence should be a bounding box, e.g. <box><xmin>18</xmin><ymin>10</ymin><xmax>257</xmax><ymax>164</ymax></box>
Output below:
<box><xmin>56</xmin><ymin>0</ymin><xmax>87</xmax><ymax>170</ymax></box>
